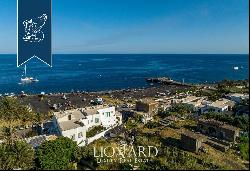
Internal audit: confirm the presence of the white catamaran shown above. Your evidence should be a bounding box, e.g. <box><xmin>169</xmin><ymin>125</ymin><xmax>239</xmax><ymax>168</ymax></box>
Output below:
<box><xmin>20</xmin><ymin>65</ymin><xmax>39</xmax><ymax>83</ymax></box>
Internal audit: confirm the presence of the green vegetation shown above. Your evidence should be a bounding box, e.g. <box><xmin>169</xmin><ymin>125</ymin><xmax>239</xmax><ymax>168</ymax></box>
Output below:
<box><xmin>238</xmin><ymin>135</ymin><xmax>249</xmax><ymax>161</ymax></box>
<box><xmin>77</xmin><ymin>129</ymin><xmax>225</xmax><ymax>170</ymax></box>
<box><xmin>194</xmin><ymin>79</ymin><xmax>249</xmax><ymax>101</ymax></box>
<box><xmin>202</xmin><ymin>112</ymin><xmax>249</xmax><ymax>132</ymax></box>
<box><xmin>36</xmin><ymin>137</ymin><xmax>78</xmax><ymax>170</ymax></box>
<box><xmin>125</xmin><ymin>114</ymin><xmax>143</xmax><ymax>129</ymax></box>
<box><xmin>0</xmin><ymin>98</ymin><xmax>36</xmax><ymax>141</ymax></box>
<box><xmin>194</xmin><ymin>88</ymin><xmax>227</xmax><ymax>101</ymax></box>
<box><xmin>138</xmin><ymin>147</ymin><xmax>221</xmax><ymax>170</ymax></box>
<box><xmin>0</xmin><ymin>140</ymin><xmax>35</xmax><ymax>170</ymax></box>
<box><xmin>218</xmin><ymin>79</ymin><xmax>249</xmax><ymax>93</ymax></box>
<box><xmin>0</xmin><ymin>98</ymin><xmax>36</xmax><ymax>125</ymax></box>
<box><xmin>168</xmin><ymin>103</ymin><xmax>194</xmax><ymax>116</ymax></box>
<box><xmin>144</xmin><ymin>121</ymin><xmax>161</xmax><ymax>129</ymax></box>
<box><xmin>158</xmin><ymin>103</ymin><xmax>193</xmax><ymax>119</ymax></box>
<box><xmin>77</xmin><ymin>145</ymin><xmax>98</xmax><ymax>169</ymax></box>
<box><xmin>86</xmin><ymin>125</ymin><xmax>105</xmax><ymax>138</ymax></box>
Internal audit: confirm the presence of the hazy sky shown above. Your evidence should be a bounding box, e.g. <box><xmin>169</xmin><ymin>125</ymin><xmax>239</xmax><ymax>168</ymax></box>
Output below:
<box><xmin>0</xmin><ymin>0</ymin><xmax>249</xmax><ymax>54</ymax></box>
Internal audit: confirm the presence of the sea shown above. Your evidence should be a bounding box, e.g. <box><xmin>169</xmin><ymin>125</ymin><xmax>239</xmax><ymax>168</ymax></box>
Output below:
<box><xmin>0</xmin><ymin>54</ymin><xmax>249</xmax><ymax>94</ymax></box>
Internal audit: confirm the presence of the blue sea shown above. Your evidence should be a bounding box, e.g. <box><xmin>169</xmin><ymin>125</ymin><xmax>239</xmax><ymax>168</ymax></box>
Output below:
<box><xmin>0</xmin><ymin>54</ymin><xmax>249</xmax><ymax>94</ymax></box>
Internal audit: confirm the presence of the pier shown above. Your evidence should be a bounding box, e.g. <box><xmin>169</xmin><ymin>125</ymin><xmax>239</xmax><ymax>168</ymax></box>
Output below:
<box><xmin>146</xmin><ymin>77</ymin><xmax>191</xmax><ymax>86</ymax></box>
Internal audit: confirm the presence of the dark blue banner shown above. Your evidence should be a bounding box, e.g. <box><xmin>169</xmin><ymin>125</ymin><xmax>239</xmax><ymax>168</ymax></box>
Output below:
<box><xmin>17</xmin><ymin>0</ymin><xmax>52</xmax><ymax>67</ymax></box>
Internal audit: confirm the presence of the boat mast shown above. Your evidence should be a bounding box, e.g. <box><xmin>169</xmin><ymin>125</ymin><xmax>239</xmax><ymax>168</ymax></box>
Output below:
<box><xmin>24</xmin><ymin>65</ymin><xmax>27</xmax><ymax>77</ymax></box>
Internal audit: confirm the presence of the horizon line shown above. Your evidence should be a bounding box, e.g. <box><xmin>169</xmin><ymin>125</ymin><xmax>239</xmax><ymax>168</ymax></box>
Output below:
<box><xmin>0</xmin><ymin>53</ymin><xmax>249</xmax><ymax>55</ymax></box>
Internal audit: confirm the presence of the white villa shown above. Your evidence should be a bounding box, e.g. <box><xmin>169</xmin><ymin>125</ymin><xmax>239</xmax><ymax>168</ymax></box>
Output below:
<box><xmin>180</xmin><ymin>96</ymin><xmax>206</xmax><ymax>110</ymax></box>
<box><xmin>169</xmin><ymin>95</ymin><xmax>235</xmax><ymax>114</ymax></box>
<box><xmin>170</xmin><ymin>95</ymin><xmax>207</xmax><ymax>110</ymax></box>
<box><xmin>52</xmin><ymin>105</ymin><xmax>122</xmax><ymax>145</ymax></box>
<box><xmin>200</xmin><ymin>98</ymin><xmax>235</xmax><ymax>113</ymax></box>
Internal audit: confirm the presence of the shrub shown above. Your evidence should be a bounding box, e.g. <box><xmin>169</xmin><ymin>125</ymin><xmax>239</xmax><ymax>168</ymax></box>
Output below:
<box><xmin>0</xmin><ymin>140</ymin><xmax>35</xmax><ymax>170</ymax></box>
<box><xmin>36</xmin><ymin>137</ymin><xmax>78</xmax><ymax>170</ymax></box>
<box><xmin>86</xmin><ymin>125</ymin><xmax>105</xmax><ymax>138</ymax></box>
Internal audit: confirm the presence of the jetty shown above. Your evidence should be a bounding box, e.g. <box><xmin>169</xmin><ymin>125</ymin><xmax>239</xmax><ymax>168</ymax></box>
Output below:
<box><xmin>146</xmin><ymin>77</ymin><xmax>191</xmax><ymax>86</ymax></box>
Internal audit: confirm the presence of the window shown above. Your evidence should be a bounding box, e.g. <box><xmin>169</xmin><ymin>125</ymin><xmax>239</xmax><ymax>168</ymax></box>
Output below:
<box><xmin>106</xmin><ymin>112</ymin><xmax>111</xmax><ymax>117</ymax></box>
<box><xmin>71</xmin><ymin>134</ymin><xmax>75</xmax><ymax>140</ymax></box>
<box><xmin>78</xmin><ymin>132</ymin><xmax>83</xmax><ymax>138</ymax></box>
<box><xmin>95</xmin><ymin>118</ymin><xmax>99</xmax><ymax>123</ymax></box>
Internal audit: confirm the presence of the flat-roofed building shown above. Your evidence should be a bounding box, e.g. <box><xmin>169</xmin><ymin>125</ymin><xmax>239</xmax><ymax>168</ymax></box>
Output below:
<box><xmin>171</xmin><ymin>95</ymin><xmax>207</xmax><ymax>112</ymax></box>
<box><xmin>197</xmin><ymin>119</ymin><xmax>240</xmax><ymax>142</ymax></box>
<box><xmin>53</xmin><ymin>109</ymin><xmax>87</xmax><ymax>145</ymax></box>
<box><xmin>181</xmin><ymin>96</ymin><xmax>206</xmax><ymax>110</ymax></box>
<box><xmin>53</xmin><ymin>105</ymin><xmax>122</xmax><ymax>145</ymax></box>
<box><xmin>136</xmin><ymin>98</ymin><xmax>159</xmax><ymax>115</ymax></box>
<box><xmin>206</xmin><ymin>98</ymin><xmax>235</xmax><ymax>113</ymax></box>
<box><xmin>226</xmin><ymin>93</ymin><xmax>249</xmax><ymax>104</ymax></box>
<box><xmin>181</xmin><ymin>130</ymin><xmax>206</xmax><ymax>153</ymax></box>
<box><xmin>81</xmin><ymin>106</ymin><xmax>122</xmax><ymax>129</ymax></box>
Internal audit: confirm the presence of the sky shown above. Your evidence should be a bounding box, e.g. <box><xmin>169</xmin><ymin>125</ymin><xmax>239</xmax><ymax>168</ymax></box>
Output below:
<box><xmin>0</xmin><ymin>0</ymin><xmax>249</xmax><ymax>54</ymax></box>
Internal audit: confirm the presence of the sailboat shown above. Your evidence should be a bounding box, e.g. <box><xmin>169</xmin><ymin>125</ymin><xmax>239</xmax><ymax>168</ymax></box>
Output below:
<box><xmin>233</xmin><ymin>66</ymin><xmax>239</xmax><ymax>70</ymax></box>
<box><xmin>20</xmin><ymin>65</ymin><xmax>39</xmax><ymax>83</ymax></box>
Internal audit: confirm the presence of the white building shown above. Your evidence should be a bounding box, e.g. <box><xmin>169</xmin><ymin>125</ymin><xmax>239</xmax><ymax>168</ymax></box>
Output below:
<box><xmin>203</xmin><ymin>98</ymin><xmax>235</xmax><ymax>113</ymax></box>
<box><xmin>181</xmin><ymin>96</ymin><xmax>206</xmax><ymax>110</ymax></box>
<box><xmin>53</xmin><ymin>105</ymin><xmax>122</xmax><ymax>145</ymax></box>
<box><xmin>53</xmin><ymin>109</ymin><xmax>87</xmax><ymax>145</ymax></box>
<box><xmin>170</xmin><ymin>95</ymin><xmax>207</xmax><ymax>110</ymax></box>
<box><xmin>81</xmin><ymin>106</ymin><xmax>122</xmax><ymax>129</ymax></box>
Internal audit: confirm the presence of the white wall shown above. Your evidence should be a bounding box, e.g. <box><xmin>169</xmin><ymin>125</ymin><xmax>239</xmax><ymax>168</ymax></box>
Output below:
<box><xmin>53</xmin><ymin>106</ymin><xmax>122</xmax><ymax>146</ymax></box>
<box><xmin>81</xmin><ymin>114</ymin><xmax>100</xmax><ymax>130</ymax></box>
<box><xmin>98</xmin><ymin>107</ymin><xmax>117</xmax><ymax>128</ymax></box>
<box><xmin>84</xmin><ymin>127</ymin><xmax>113</xmax><ymax>146</ymax></box>
<box><xmin>80</xmin><ymin>107</ymin><xmax>118</xmax><ymax>130</ymax></box>
<box><xmin>61</xmin><ymin>126</ymin><xmax>87</xmax><ymax>145</ymax></box>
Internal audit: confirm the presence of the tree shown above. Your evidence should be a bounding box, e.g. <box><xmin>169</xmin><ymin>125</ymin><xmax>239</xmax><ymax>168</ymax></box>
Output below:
<box><xmin>0</xmin><ymin>140</ymin><xmax>35</xmax><ymax>170</ymax></box>
<box><xmin>202</xmin><ymin>112</ymin><xmax>249</xmax><ymax>132</ymax></box>
<box><xmin>169</xmin><ymin>103</ymin><xmax>194</xmax><ymax>116</ymax></box>
<box><xmin>0</xmin><ymin>98</ymin><xmax>36</xmax><ymax>141</ymax></box>
<box><xmin>36</xmin><ymin>137</ymin><xmax>78</xmax><ymax>170</ymax></box>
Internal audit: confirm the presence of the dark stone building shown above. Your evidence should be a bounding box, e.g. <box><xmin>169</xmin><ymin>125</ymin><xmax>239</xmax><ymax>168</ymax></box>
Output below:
<box><xmin>181</xmin><ymin>130</ymin><xmax>206</xmax><ymax>153</ymax></box>
<box><xmin>135</xmin><ymin>98</ymin><xmax>158</xmax><ymax>115</ymax></box>
<box><xmin>197</xmin><ymin>119</ymin><xmax>240</xmax><ymax>142</ymax></box>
